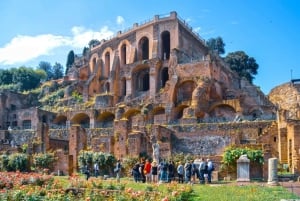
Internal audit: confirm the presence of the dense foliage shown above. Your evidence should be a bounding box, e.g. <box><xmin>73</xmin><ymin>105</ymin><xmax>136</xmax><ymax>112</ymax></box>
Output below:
<box><xmin>38</xmin><ymin>61</ymin><xmax>64</xmax><ymax>81</ymax></box>
<box><xmin>0</xmin><ymin>153</ymin><xmax>29</xmax><ymax>172</ymax></box>
<box><xmin>32</xmin><ymin>153</ymin><xmax>56</xmax><ymax>171</ymax></box>
<box><xmin>206</xmin><ymin>37</ymin><xmax>225</xmax><ymax>55</ymax></box>
<box><xmin>222</xmin><ymin>146</ymin><xmax>264</xmax><ymax>166</ymax></box>
<box><xmin>78</xmin><ymin>151</ymin><xmax>117</xmax><ymax>175</ymax></box>
<box><xmin>224</xmin><ymin>51</ymin><xmax>259</xmax><ymax>84</ymax></box>
<box><xmin>65</xmin><ymin>50</ymin><xmax>75</xmax><ymax>74</ymax></box>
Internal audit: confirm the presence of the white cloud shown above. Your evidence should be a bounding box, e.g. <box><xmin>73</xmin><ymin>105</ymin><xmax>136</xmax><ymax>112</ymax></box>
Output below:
<box><xmin>71</xmin><ymin>26</ymin><xmax>114</xmax><ymax>47</ymax></box>
<box><xmin>194</xmin><ymin>27</ymin><xmax>201</xmax><ymax>33</ymax></box>
<box><xmin>0</xmin><ymin>34</ymin><xmax>69</xmax><ymax>65</ymax></box>
<box><xmin>116</xmin><ymin>16</ymin><xmax>125</xmax><ymax>25</ymax></box>
<box><xmin>0</xmin><ymin>26</ymin><xmax>114</xmax><ymax>66</ymax></box>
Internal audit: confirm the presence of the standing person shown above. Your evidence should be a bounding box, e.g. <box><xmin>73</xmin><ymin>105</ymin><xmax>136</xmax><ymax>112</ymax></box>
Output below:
<box><xmin>132</xmin><ymin>162</ymin><xmax>140</xmax><ymax>182</ymax></box>
<box><xmin>94</xmin><ymin>162</ymin><xmax>99</xmax><ymax>178</ymax></box>
<box><xmin>160</xmin><ymin>160</ymin><xmax>168</xmax><ymax>183</ymax></box>
<box><xmin>206</xmin><ymin>158</ymin><xmax>214</xmax><ymax>183</ymax></box>
<box><xmin>144</xmin><ymin>159</ymin><xmax>152</xmax><ymax>183</ymax></box>
<box><xmin>115</xmin><ymin>159</ymin><xmax>122</xmax><ymax>182</ymax></box>
<box><xmin>84</xmin><ymin>164</ymin><xmax>90</xmax><ymax>180</ymax></box>
<box><xmin>151</xmin><ymin>160</ymin><xmax>158</xmax><ymax>183</ymax></box>
<box><xmin>177</xmin><ymin>161</ymin><xmax>184</xmax><ymax>183</ymax></box>
<box><xmin>167</xmin><ymin>160</ymin><xmax>175</xmax><ymax>182</ymax></box>
<box><xmin>198</xmin><ymin>158</ymin><xmax>206</xmax><ymax>184</ymax></box>
<box><xmin>191</xmin><ymin>160</ymin><xmax>199</xmax><ymax>184</ymax></box>
<box><xmin>184</xmin><ymin>160</ymin><xmax>192</xmax><ymax>184</ymax></box>
<box><xmin>139</xmin><ymin>159</ymin><xmax>146</xmax><ymax>183</ymax></box>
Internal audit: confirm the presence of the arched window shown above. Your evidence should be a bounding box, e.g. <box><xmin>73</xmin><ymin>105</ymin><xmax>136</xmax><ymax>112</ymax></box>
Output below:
<box><xmin>161</xmin><ymin>31</ymin><xmax>170</xmax><ymax>60</ymax></box>
<box><xmin>139</xmin><ymin>37</ymin><xmax>149</xmax><ymax>60</ymax></box>
<box><xmin>105</xmin><ymin>52</ymin><xmax>110</xmax><ymax>77</ymax></box>
<box><xmin>121</xmin><ymin>44</ymin><xmax>127</xmax><ymax>65</ymax></box>
<box><xmin>161</xmin><ymin>67</ymin><xmax>169</xmax><ymax>88</ymax></box>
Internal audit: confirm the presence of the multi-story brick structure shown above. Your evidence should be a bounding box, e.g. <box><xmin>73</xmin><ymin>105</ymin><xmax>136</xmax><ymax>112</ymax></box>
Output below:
<box><xmin>2</xmin><ymin>11</ymin><xmax>297</xmax><ymax>179</ymax></box>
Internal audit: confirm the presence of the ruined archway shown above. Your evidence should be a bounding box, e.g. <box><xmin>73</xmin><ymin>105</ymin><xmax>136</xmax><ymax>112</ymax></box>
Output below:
<box><xmin>132</xmin><ymin>65</ymin><xmax>150</xmax><ymax>96</ymax></box>
<box><xmin>175</xmin><ymin>80</ymin><xmax>196</xmax><ymax>105</ymax></box>
<box><xmin>161</xmin><ymin>31</ymin><xmax>170</xmax><ymax>60</ymax></box>
<box><xmin>53</xmin><ymin>115</ymin><xmax>67</xmax><ymax>128</ymax></box>
<box><xmin>138</xmin><ymin>37</ymin><xmax>149</xmax><ymax>60</ymax></box>
<box><xmin>96</xmin><ymin>111</ymin><xmax>115</xmax><ymax>128</ymax></box>
<box><xmin>208</xmin><ymin>104</ymin><xmax>236</xmax><ymax>122</ymax></box>
<box><xmin>71</xmin><ymin>113</ymin><xmax>90</xmax><ymax>128</ymax></box>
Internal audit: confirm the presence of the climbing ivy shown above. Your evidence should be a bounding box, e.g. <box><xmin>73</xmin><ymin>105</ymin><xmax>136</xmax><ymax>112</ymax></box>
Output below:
<box><xmin>222</xmin><ymin>146</ymin><xmax>264</xmax><ymax>165</ymax></box>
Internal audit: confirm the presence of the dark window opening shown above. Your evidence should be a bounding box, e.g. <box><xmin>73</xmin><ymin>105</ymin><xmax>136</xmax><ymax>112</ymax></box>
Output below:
<box><xmin>139</xmin><ymin>37</ymin><xmax>149</xmax><ymax>60</ymax></box>
<box><xmin>258</xmin><ymin>128</ymin><xmax>262</xmax><ymax>136</ymax></box>
<box><xmin>142</xmin><ymin>73</ymin><xmax>149</xmax><ymax>91</ymax></box>
<box><xmin>161</xmin><ymin>31</ymin><xmax>170</xmax><ymax>60</ymax></box>
<box><xmin>161</xmin><ymin>67</ymin><xmax>169</xmax><ymax>88</ymax></box>
<box><xmin>22</xmin><ymin>120</ymin><xmax>31</xmax><ymax>129</ymax></box>
<box><xmin>274</xmin><ymin>136</ymin><xmax>277</xmax><ymax>142</ymax></box>
<box><xmin>105</xmin><ymin>82</ymin><xmax>110</xmax><ymax>93</ymax></box>
<box><xmin>105</xmin><ymin>52</ymin><xmax>110</xmax><ymax>77</ymax></box>
<box><xmin>92</xmin><ymin>58</ymin><xmax>96</xmax><ymax>72</ymax></box>
<box><xmin>11</xmin><ymin>104</ymin><xmax>16</xmax><ymax>110</ymax></box>
<box><xmin>121</xmin><ymin>44</ymin><xmax>127</xmax><ymax>65</ymax></box>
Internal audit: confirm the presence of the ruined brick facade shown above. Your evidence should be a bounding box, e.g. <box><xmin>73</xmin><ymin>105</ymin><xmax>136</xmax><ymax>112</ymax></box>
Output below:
<box><xmin>0</xmin><ymin>12</ymin><xmax>298</xmax><ymax>179</ymax></box>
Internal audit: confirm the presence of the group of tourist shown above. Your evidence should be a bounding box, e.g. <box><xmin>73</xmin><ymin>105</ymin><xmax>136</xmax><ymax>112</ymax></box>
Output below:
<box><xmin>131</xmin><ymin>158</ymin><xmax>215</xmax><ymax>184</ymax></box>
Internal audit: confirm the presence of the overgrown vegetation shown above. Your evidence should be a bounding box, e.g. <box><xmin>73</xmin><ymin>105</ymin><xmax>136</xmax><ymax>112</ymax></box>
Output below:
<box><xmin>222</xmin><ymin>146</ymin><xmax>264</xmax><ymax>166</ymax></box>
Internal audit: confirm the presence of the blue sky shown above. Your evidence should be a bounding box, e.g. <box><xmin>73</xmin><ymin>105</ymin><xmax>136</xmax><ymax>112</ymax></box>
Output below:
<box><xmin>0</xmin><ymin>0</ymin><xmax>299</xmax><ymax>94</ymax></box>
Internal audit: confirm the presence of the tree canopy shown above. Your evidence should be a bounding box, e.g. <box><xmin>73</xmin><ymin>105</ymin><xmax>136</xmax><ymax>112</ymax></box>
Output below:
<box><xmin>66</xmin><ymin>50</ymin><xmax>75</xmax><ymax>75</ymax></box>
<box><xmin>224</xmin><ymin>51</ymin><xmax>259</xmax><ymax>84</ymax></box>
<box><xmin>206</xmin><ymin>37</ymin><xmax>225</xmax><ymax>55</ymax></box>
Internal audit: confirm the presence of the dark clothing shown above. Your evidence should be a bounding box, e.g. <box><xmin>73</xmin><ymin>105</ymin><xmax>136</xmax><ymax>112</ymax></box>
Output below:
<box><xmin>168</xmin><ymin>162</ymin><xmax>175</xmax><ymax>182</ymax></box>
<box><xmin>151</xmin><ymin>166</ymin><xmax>158</xmax><ymax>175</ymax></box>
<box><xmin>139</xmin><ymin>162</ymin><xmax>146</xmax><ymax>183</ymax></box>
<box><xmin>132</xmin><ymin>164</ymin><xmax>140</xmax><ymax>182</ymax></box>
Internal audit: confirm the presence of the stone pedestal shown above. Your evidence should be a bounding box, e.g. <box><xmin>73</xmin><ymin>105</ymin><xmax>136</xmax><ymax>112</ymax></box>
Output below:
<box><xmin>237</xmin><ymin>155</ymin><xmax>250</xmax><ymax>182</ymax></box>
<box><xmin>267</xmin><ymin>158</ymin><xmax>279</xmax><ymax>186</ymax></box>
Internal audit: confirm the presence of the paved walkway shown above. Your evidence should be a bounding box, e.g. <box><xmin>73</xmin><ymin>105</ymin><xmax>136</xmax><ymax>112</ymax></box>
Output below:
<box><xmin>280</xmin><ymin>181</ymin><xmax>300</xmax><ymax>197</ymax></box>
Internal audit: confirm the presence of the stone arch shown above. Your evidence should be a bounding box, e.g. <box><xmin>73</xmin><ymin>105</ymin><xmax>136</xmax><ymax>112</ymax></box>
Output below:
<box><xmin>96</xmin><ymin>111</ymin><xmax>115</xmax><ymax>128</ymax></box>
<box><xmin>102</xmin><ymin>47</ymin><xmax>113</xmax><ymax>77</ymax></box>
<box><xmin>208</xmin><ymin>103</ymin><xmax>236</xmax><ymax>120</ymax></box>
<box><xmin>175</xmin><ymin>80</ymin><xmax>196</xmax><ymax>105</ymax></box>
<box><xmin>138</xmin><ymin>36</ymin><xmax>149</xmax><ymax>61</ymax></box>
<box><xmin>118</xmin><ymin>39</ymin><xmax>130</xmax><ymax>65</ymax></box>
<box><xmin>159</xmin><ymin>66</ymin><xmax>169</xmax><ymax>91</ymax></box>
<box><xmin>89</xmin><ymin>53</ymin><xmax>99</xmax><ymax>74</ymax></box>
<box><xmin>53</xmin><ymin>114</ymin><xmax>67</xmax><ymax>128</ymax></box>
<box><xmin>122</xmin><ymin>108</ymin><xmax>140</xmax><ymax>119</ymax></box>
<box><xmin>70</xmin><ymin>113</ymin><xmax>90</xmax><ymax>128</ymax></box>
<box><xmin>161</xmin><ymin>31</ymin><xmax>170</xmax><ymax>60</ymax></box>
<box><xmin>132</xmin><ymin>64</ymin><xmax>150</xmax><ymax>96</ymax></box>
<box><xmin>174</xmin><ymin>105</ymin><xmax>188</xmax><ymax>120</ymax></box>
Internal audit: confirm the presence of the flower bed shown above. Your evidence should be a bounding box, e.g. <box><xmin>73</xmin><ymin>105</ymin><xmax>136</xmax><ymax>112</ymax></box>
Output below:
<box><xmin>0</xmin><ymin>172</ymin><xmax>192</xmax><ymax>201</ymax></box>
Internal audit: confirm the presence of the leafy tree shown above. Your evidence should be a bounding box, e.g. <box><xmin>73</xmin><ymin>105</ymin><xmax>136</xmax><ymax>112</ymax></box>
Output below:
<box><xmin>52</xmin><ymin>62</ymin><xmax>64</xmax><ymax>79</ymax></box>
<box><xmin>33</xmin><ymin>153</ymin><xmax>56</xmax><ymax>171</ymax></box>
<box><xmin>12</xmin><ymin>67</ymin><xmax>43</xmax><ymax>91</ymax></box>
<box><xmin>224</xmin><ymin>51</ymin><xmax>259</xmax><ymax>83</ymax></box>
<box><xmin>66</xmin><ymin>50</ymin><xmax>75</xmax><ymax>75</ymax></box>
<box><xmin>88</xmin><ymin>39</ymin><xmax>100</xmax><ymax>48</ymax></box>
<box><xmin>0</xmin><ymin>69</ymin><xmax>13</xmax><ymax>85</ymax></box>
<box><xmin>38</xmin><ymin>61</ymin><xmax>53</xmax><ymax>80</ymax></box>
<box><xmin>82</xmin><ymin>46</ymin><xmax>89</xmax><ymax>56</ymax></box>
<box><xmin>206</xmin><ymin>37</ymin><xmax>225</xmax><ymax>55</ymax></box>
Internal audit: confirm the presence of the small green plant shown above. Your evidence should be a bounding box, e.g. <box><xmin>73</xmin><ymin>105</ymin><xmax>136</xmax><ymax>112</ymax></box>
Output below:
<box><xmin>222</xmin><ymin>146</ymin><xmax>264</xmax><ymax>166</ymax></box>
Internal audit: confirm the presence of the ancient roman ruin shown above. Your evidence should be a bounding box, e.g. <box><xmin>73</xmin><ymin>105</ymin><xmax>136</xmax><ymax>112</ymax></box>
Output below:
<box><xmin>0</xmin><ymin>11</ymin><xmax>299</xmax><ymax>179</ymax></box>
